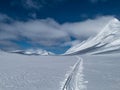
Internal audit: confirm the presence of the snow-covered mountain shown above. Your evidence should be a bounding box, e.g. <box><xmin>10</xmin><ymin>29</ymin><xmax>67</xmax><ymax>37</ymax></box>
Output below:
<box><xmin>9</xmin><ymin>49</ymin><xmax>55</xmax><ymax>56</ymax></box>
<box><xmin>65</xmin><ymin>18</ymin><xmax>120</xmax><ymax>55</ymax></box>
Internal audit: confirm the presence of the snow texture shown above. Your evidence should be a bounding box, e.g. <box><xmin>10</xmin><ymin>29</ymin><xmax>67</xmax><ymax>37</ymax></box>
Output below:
<box><xmin>1</xmin><ymin>50</ymin><xmax>120</xmax><ymax>90</ymax></box>
<box><xmin>0</xmin><ymin>52</ymin><xmax>77</xmax><ymax>90</ymax></box>
<box><xmin>61</xmin><ymin>56</ymin><xmax>87</xmax><ymax>90</ymax></box>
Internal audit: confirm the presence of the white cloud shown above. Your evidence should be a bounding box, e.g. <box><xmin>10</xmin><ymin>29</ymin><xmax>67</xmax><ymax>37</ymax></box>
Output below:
<box><xmin>0</xmin><ymin>17</ymin><xmax>70</xmax><ymax>47</ymax></box>
<box><xmin>0</xmin><ymin>13</ymin><xmax>115</xmax><ymax>50</ymax></box>
<box><xmin>62</xmin><ymin>16</ymin><xmax>114</xmax><ymax>39</ymax></box>
<box><xmin>62</xmin><ymin>40</ymin><xmax>81</xmax><ymax>46</ymax></box>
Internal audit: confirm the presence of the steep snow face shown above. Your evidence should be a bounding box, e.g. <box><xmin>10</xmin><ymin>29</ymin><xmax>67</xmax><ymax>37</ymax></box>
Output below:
<box><xmin>65</xmin><ymin>18</ymin><xmax>120</xmax><ymax>55</ymax></box>
<box><xmin>10</xmin><ymin>49</ymin><xmax>54</xmax><ymax>56</ymax></box>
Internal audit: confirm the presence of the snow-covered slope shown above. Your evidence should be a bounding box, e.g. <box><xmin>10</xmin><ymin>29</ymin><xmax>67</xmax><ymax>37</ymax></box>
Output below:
<box><xmin>65</xmin><ymin>18</ymin><xmax>120</xmax><ymax>55</ymax></box>
<box><xmin>9</xmin><ymin>49</ymin><xmax>54</xmax><ymax>56</ymax></box>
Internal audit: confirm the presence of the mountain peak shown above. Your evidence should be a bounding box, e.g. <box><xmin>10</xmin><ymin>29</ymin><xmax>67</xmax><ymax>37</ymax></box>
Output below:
<box><xmin>98</xmin><ymin>18</ymin><xmax>120</xmax><ymax>36</ymax></box>
<box><xmin>108</xmin><ymin>18</ymin><xmax>120</xmax><ymax>26</ymax></box>
<box><xmin>64</xmin><ymin>18</ymin><xmax>120</xmax><ymax>55</ymax></box>
<box><xmin>110</xmin><ymin>18</ymin><xmax>119</xmax><ymax>23</ymax></box>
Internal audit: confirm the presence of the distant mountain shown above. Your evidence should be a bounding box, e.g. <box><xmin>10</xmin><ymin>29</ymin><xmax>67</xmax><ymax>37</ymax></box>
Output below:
<box><xmin>64</xmin><ymin>18</ymin><xmax>120</xmax><ymax>55</ymax></box>
<box><xmin>9</xmin><ymin>49</ymin><xmax>55</xmax><ymax>56</ymax></box>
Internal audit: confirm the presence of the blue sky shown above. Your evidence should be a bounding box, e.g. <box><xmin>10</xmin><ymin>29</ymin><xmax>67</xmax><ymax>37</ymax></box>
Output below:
<box><xmin>0</xmin><ymin>0</ymin><xmax>120</xmax><ymax>22</ymax></box>
<box><xmin>0</xmin><ymin>0</ymin><xmax>119</xmax><ymax>54</ymax></box>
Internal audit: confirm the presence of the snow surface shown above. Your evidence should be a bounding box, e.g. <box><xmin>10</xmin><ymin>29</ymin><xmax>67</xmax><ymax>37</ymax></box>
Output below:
<box><xmin>0</xmin><ymin>52</ymin><xmax>77</xmax><ymax>90</ymax></box>
<box><xmin>1</xmin><ymin>52</ymin><xmax>120</xmax><ymax>90</ymax></box>
<box><xmin>61</xmin><ymin>56</ymin><xmax>87</xmax><ymax>90</ymax></box>
<box><xmin>82</xmin><ymin>54</ymin><xmax>120</xmax><ymax>90</ymax></box>
<box><xmin>65</xmin><ymin>18</ymin><xmax>120</xmax><ymax>55</ymax></box>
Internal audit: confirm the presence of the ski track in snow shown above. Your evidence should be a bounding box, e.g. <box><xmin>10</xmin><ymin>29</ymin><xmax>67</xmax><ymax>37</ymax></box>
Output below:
<box><xmin>60</xmin><ymin>56</ymin><xmax>88</xmax><ymax>90</ymax></box>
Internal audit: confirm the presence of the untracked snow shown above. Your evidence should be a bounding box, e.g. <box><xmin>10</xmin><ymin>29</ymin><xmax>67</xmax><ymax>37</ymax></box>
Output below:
<box><xmin>82</xmin><ymin>54</ymin><xmax>120</xmax><ymax>90</ymax></box>
<box><xmin>0</xmin><ymin>52</ymin><xmax>77</xmax><ymax>90</ymax></box>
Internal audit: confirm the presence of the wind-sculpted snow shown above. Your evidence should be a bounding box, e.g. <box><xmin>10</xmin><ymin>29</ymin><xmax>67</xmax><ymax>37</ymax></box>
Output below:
<box><xmin>61</xmin><ymin>56</ymin><xmax>87</xmax><ymax>90</ymax></box>
<box><xmin>65</xmin><ymin>18</ymin><xmax>120</xmax><ymax>55</ymax></box>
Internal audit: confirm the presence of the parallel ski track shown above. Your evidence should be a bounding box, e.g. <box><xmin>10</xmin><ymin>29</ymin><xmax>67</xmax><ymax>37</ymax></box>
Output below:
<box><xmin>61</xmin><ymin>56</ymin><xmax>86</xmax><ymax>90</ymax></box>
